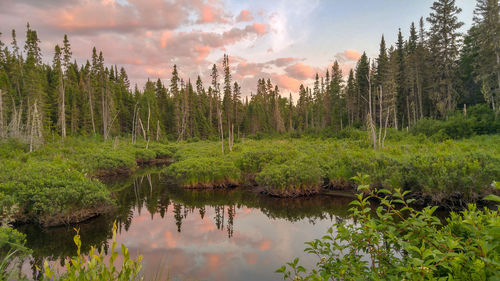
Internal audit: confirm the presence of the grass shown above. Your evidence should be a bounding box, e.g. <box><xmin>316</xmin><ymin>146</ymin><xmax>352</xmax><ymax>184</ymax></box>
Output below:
<box><xmin>1</xmin><ymin>131</ymin><xmax>499</xmax><ymax>226</ymax></box>
<box><xmin>165</xmin><ymin>132</ymin><xmax>500</xmax><ymax>203</ymax></box>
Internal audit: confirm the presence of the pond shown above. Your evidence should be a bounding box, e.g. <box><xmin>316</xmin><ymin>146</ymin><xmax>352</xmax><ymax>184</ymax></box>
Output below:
<box><xmin>16</xmin><ymin>168</ymin><xmax>353</xmax><ymax>281</ymax></box>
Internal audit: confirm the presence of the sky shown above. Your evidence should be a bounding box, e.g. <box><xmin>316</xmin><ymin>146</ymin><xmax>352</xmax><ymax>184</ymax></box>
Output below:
<box><xmin>0</xmin><ymin>0</ymin><xmax>476</xmax><ymax>97</ymax></box>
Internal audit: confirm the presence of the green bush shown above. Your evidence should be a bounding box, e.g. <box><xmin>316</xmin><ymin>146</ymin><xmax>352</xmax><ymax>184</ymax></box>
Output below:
<box><xmin>468</xmin><ymin>104</ymin><xmax>500</xmax><ymax>134</ymax></box>
<box><xmin>278</xmin><ymin>176</ymin><xmax>500</xmax><ymax>280</ymax></box>
<box><xmin>236</xmin><ymin>147</ymin><xmax>299</xmax><ymax>174</ymax></box>
<box><xmin>411</xmin><ymin>105</ymin><xmax>499</xmax><ymax>139</ymax></box>
<box><xmin>0</xmin><ymin>160</ymin><xmax>112</xmax><ymax>226</ymax></box>
<box><xmin>256</xmin><ymin>157</ymin><xmax>323</xmax><ymax>197</ymax></box>
<box><xmin>134</xmin><ymin>148</ymin><xmax>157</xmax><ymax>161</ymax></box>
<box><xmin>166</xmin><ymin>157</ymin><xmax>241</xmax><ymax>188</ymax></box>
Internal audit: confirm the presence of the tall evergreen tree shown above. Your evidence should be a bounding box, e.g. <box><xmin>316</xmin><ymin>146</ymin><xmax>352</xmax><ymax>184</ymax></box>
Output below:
<box><xmin>427</xmin><ymin>0</ymin><xmax>464</xmax><ymax>117</ymax></box>
<box><xmin>472</xmin><ymin>0</ymin><xmax>500</xmax><ymax>113</ymax></box>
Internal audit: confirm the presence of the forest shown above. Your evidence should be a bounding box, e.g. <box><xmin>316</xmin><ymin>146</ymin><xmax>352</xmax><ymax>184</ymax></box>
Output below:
<box><xmin>0</xmin><ymin>0</ymin><xmax>499</xmax><ymax>280</ymax></box>
<box><xmin>0</xmin><ymin>0</ymin><xmax>498</xmax><ymax>145</ymax></box>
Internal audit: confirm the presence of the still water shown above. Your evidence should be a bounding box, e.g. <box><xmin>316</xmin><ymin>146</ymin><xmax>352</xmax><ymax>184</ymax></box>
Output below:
<box><xmin>17</xmin><ymin>168</ymin><xmax>353</xmax><ymax>281</ymax></box>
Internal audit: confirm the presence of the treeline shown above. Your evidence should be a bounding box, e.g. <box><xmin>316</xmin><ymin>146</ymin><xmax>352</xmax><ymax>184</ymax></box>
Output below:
<box><xmin>0</xmin><ymin>0</ymin><xmax>498</xmax><ymax>147</ymax></box>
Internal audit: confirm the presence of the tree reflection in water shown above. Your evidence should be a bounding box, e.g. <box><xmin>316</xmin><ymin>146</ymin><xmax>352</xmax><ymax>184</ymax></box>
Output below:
<box><xmin>17</xmin><ymin>168</ymin><xmax>353</xmax><ymax>281</ymax></box>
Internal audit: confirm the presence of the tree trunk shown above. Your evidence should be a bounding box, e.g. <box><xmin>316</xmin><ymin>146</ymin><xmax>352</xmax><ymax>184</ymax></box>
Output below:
<box><xmin>217</xmin><ymin>105</ymin><xmax>224</xmax><ymax>154</ymax></box>
<box><xmin>367</xmin><ymin>74</ymin><xmax>376</xmax><ymax>149</ymax></box>
<box><xmin>156</xmin><ymin>120</ymin><xmax>160</xmax><ymax>141</ymax></box>
<box><xmin>378</xmin><ymin>85</ymin><xmax>383</xmax><ymax>147</ymax></box>
<box><xmin>146</xmin><ymin>102</ymin><xmax>151</xmax><ymax>149</ymax></box>
<box><xmin>59</xmin><ymin>71</ymin><xmax>66</xmax><ymax>138</ymax></box>
<box><xmin>87</xmin><ymin>79</ymin><xmax>96</xmax><ymax>136</ymax></box>
<box><xmin>406</xmin><ymin>95</ymin><xmax>411</xmax><ymax>128</ymax></box>
<box><xmin>101</xmin><ymin>85</ymin><xmax>107</xmax><ymax>140</ymax></box>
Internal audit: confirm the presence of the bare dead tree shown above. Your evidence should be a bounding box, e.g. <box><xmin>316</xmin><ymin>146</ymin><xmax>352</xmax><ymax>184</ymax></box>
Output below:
<box><xmin>217</xmin><ymin>103</ymin><xmax>224</xmax><ymax>154</ymax></box>
<box><xmin>367</xmin><ymin>74</ymin><xmax>377</xmax><ymax>149</ymax></box>
<box><xmin>58</xmin><ymin>69</ymin><xmax>66</xmax><ymax>138</ymax></box>
<box><xmin>29</xmin><ymin>101</ymin><xmax>43</xmax><ymax>152</ymax></box>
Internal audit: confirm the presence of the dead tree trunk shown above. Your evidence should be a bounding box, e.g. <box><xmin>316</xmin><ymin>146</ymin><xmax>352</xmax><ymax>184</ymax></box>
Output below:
<box><xmin>146</xmin><ymin>103</ymin><xmax>151</xmax><ymax>149</ymax></box>
<box><xmin>29</xmin><ymin>101</ymin><xmax>43</xmax><ymax>152</ymax></box>
<box><xmin>367</xmin><ymin>74</ymin><xmax>376</xmax><ymax>149</ymax></box>
<box><xmin>87</xmin><ymin>78</ymin><xmax>96</xmax><ymax>136</ymax></box>
<box><xmin>217</xmin><ymin>104</ymin><xmax>224</xmax><ymax>154</ymax></box>
<box><xmin>58</xmin><ymin>71</ymin><xmax>66</xmax><ymax>138</ymax></box>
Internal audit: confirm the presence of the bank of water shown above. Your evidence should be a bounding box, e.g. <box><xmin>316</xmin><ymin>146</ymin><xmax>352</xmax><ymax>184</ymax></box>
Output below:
<box><xmin>16</xmin><ymin>168</ymin><xmax>353</xmax><ymax>281</ymax></box>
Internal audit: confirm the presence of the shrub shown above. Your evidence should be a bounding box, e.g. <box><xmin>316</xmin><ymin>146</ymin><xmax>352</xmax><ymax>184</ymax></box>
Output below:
<box><xmin>166</xmin><ymin>157</ymin><xmax>241</xmax><ymax>188</ymax></box>
<box><xmin>256</xmin><ymin>157</ymin><xmax>323</xmax><ymax>197</ymax></box>
<box><xmin>468</xmin><ymin>104</ymin><xmax>500</xmax><ymax>134</ymax></box>
<box><xmin>411</xmin><ymin>105</ymin><xmax>499</xmax><ymax>139</ymax></box>
<box><xmin>134</xmin><ymin>148</ymin><xmax>156</xmax><ymax>162</ymax></box>
<box><xmin>0</xmin><ymin>160</ymin><xmax>112</xmax><ymax>226</ymax></box>
<box><xmin>235</xmin><ymin>147</ymin><xmax>299</xmax><ymax>174</ymax></box>
<box><xmin>277</xmin><ymin>176</ymin><xmax>500</xmax><ymax>280</ymax></box>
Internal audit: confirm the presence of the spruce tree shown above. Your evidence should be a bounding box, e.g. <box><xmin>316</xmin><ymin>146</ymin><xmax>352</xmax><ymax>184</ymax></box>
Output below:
<box><xmin>427</xmin><ymin>0</ymin><xmax>464</xmax><ymax>117</ymax></box>
<box><xmin>473</xmin><ymin>0</ymin><xmax>500</xmax><ymax>113</ymax></box>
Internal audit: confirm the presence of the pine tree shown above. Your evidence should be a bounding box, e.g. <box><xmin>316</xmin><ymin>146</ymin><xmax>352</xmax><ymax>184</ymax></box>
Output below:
<box><xmin>473</xmin><ymin>0</ymin><xmax>500</xmax><ymax>113</ymax></box>
<box><xmin>330</xmin><ymin>61</ymin><xmax>343</xmax><ymax>129</ymax></box>
<box><xmin>396</xmin><ymin>29</ymin><xmax>408</xmax><ymax>128</ymax></box>
<box><xmin>355</xmin><ymin>52</ymin><xmax>370</xmax><ymax>124</ymax></box>
<box><xmin>222</xmin><ymin>54</ymin><xmax>232</xmax><ymax>133</ymax></box>
<box><xmin>53</xmin><ymin>45</ymin><xmax>66</xmax><ymax>137</ymax></box>
<box><xmin>427</xmin><ymin>0</ymin><xmax>464</xmax><ymax>117</ymax></box>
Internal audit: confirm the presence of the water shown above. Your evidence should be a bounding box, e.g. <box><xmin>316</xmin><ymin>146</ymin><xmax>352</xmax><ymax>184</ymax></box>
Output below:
<box><xmin>17</xmin><ymin>168</ymin><xmax>353</xmax><ymax>281</ymax></box>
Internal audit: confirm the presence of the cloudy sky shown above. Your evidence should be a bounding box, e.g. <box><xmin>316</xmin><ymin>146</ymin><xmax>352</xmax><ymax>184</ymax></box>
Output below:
<box><xmin>0</xmin><ymin>0</ymin><xmax>475</xmax><ymax>96</ymax></box>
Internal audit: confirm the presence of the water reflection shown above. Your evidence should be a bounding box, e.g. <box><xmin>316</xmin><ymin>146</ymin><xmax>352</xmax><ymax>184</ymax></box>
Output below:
<box><xmin>17</xmin><ymin>168</ymin><xmax>353</xmax><ymax>281</ymax></box>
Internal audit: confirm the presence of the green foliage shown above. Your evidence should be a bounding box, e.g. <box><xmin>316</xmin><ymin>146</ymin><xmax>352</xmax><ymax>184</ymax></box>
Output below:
<box><xmin>166</xmin><ymin>157</ymin><xmax>240</xmax><ymax>188</ymax></box>
<box><xmin>277</xmin><ymin>175</ymin><xmax>500</xmax><ymax>281</ymax></box>
<box><xmin>236</xmin><ymin>146</ymin><xmax>299</xmax><ymax>174</ymax></box>
<box><xmin>41</xmin><ymin>221</ymin><xmax>143</xmax><ymax>281</ymax></box>
<box><xmin>0</xmin><ymin>159</ymin><xmax>111</xmax><ymax>226</ymax></box>
<box><xmin>162</xmin><ymin>136</ymin><xmax>500</xmax><ymax>203</ymax></box>
<box><xmin>0</xmin><ymin>226</ymin><xmax>31</xmax><ymax>280</ymax></box>
<box><xmin>0</xmin><ymin>137</ymin><xmax>174</xmax><ymax>226</ymax></box>
<box><xmin>256</xmin><ymin>156</ymin><xmax>323</xmax><ymax>197</ymax></box>
<box><xmin>411</xmin><ymin>105</ymin><xmax>500</xmax><ymax>139</ymax></box>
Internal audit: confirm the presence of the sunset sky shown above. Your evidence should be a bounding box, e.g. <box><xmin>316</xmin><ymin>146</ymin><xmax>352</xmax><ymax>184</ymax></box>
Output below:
<box><xmin>0</xmin><ymin>0</ymin><xmax>476</xmax><ymax>96</ymax></box>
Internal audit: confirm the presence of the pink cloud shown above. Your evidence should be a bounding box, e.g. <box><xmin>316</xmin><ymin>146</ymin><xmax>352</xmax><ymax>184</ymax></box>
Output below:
<box><xmin>335</xmin><ymin>49</ymin><xmax>362</xmax><ymax>63</ymax></box>
<box><xmin>197</xmin><ymin>2</ymin><xmax>230</xmax><ymax>24</ymax></box>
<box><xmin>38</xmin><ymin>0</ymin><xmax>188</xmax><ymax>34</ymax></box>
<box><xmin>344</xmin><ymin>49</ymin><xmax>362</xmax><ymax>60</ymax></box>
<box><xmin>272</xmin><ymin>74</ymin><xmax>302</xmax><ymax>92</ymax></box>
<box><xmin>252</xmin><ymin>22</ymin><xmax>266</xmax><ymax>35</ymax></box>
<box><xmin>235</xmin><ymin>61</ymin><xmax>263</xmax><ymax>77</ymax></box>
<box><xmin>194</xmin><ymin>45</ymin><xmax>211</xmax><ymax>62</ymax></box>
<box><xmin>285</xmin><ymin>62</ymin><xmax>317</xmax><ymax>80</ymax></box>
<box><xmin>236</xmin><ymin>9</ymin><xmax>253</xmax><ymax>22</ymax></box>
<box><xmin>160</xmin><ymin>31</ymin><xmax>172</xmax><ymax>48</ymax></box>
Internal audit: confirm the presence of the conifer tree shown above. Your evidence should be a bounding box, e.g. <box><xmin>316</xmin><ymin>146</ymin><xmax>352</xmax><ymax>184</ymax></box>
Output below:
<box><xmin>472</xmin><ymin>0</ymin><xmax>500</xmax><ymax>113</ymax></box>
<box><xmin>427</xmin><ymin>0</ymin><xmax>464</xmax><ymax>117</ymax></box>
